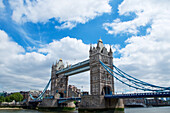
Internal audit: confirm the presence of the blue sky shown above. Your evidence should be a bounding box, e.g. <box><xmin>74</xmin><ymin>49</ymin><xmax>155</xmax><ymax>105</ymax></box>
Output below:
<box><xmin>0</xmin><ymin>0</ymin><xmax>170</xmax><ymax>93</ymax></box>
<box><xmin>0</xmin><ymin>0</ymin><xmax>129</xmax><ymax>51</ymax></box>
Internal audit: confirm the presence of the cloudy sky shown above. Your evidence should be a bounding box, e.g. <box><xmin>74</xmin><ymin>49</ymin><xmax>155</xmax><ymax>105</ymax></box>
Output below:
<box><xmin>0</xmin><ymin>0</ymin><xmax>170</xmax><ymax>93</ymax></box>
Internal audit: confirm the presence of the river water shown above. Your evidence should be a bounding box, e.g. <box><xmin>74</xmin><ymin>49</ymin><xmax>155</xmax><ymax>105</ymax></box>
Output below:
<box><xmin>0</xmin><ymin>107</ymin><xmax>170</xmax><ymax>113</ymax></box>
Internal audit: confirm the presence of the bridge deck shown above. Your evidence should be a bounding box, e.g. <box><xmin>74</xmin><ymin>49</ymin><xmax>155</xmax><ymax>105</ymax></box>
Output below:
<box><xmin>58</xmin><ymin>97</ymin><xmax>81</xmax><ymax>101</ymax></box>
<box><xmin>29</xmin><ymin>100</ymin><xmax>42</xmax><ymax>103</ymax></box>
<box><xmin>29</xmin><ymin>92</ymin><xmax>170</xmax><ymax>103</ymax></box>
<box><xmin>58</xmin><ymin>97</ymin><xmax>81</xmax><ymax>103</ymax></box>
<box><xmin>104</xmin><ymin>92</ymin><xmax>170</xmax><ymax>98</ymax></box>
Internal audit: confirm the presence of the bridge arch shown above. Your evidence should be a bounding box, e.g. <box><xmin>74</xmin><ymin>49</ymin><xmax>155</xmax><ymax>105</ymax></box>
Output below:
<box><xmin>101</xmin><ymin>86</ymin><xmax>112</xmax><ymax>95</ymax></box>
<box><xmin>59</xmin><ymin>92</ymin><xmax>64</xmax><ymax>98</ymax></box>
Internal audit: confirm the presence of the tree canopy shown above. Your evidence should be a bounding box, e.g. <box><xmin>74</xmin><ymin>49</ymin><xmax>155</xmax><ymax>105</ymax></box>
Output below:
<box><xmin>9</xmin><ymin>93</ymin><xmax>23</xmax><ymax>102</ymax></box>
<box><xmin>0</xmin><ymin>93</ymin><xmax>23</xmax><ymax>102</ymax></box>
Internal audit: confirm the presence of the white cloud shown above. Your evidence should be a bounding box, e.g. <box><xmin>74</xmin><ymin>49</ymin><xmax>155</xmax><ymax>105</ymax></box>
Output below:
<box><xmin>0</xmin><ymin>30</ymin><xmax>49</xmax><ymax>92</ymax></box>
<box><xmin>103</xmin><ymin>0</ymin><xmax>170</xmax><ymax>35</ymax></box>
<box><xmin>38</xmin><ymin>36</ymin><xmax>90</xmax><ymax>62</ymax></box>
<box><xmin>55</xmin><ymin>22</ymin><xmax>76</xmax><ymax>30</ymax></box>
<box><xmin>9</xmin><ymin>0</ymin><xmax>111</xmax><ymax>29</ymax></box>
<box><xmin>0</xmin><ymin>30</ymin><xmax>92</xmax><ymax>92</ymax></box>
<box><xmin>103</xmin><ymin>0</ymin><xmax>170</xmax><ymax>92</ymax></box>
<box><xmin>0</xmin><ymin>0</ymin><xmax>5</xmax><ymax>9</ymax></box>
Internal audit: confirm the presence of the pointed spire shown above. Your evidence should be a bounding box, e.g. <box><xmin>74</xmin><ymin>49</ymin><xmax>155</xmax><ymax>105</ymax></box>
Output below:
<box><xmin>52</xmin><ymin>62</ymin><xmax>54</xmax><ymax>66</ymax></box>
<box><xmin>99</xmin><ymin>37</ymin><xmax>102</xmax><ymax>43</ymax></box>
<box><xmin>89</xmin><ymin>44</ymin><xmax>92</xmax><ymax>52</ymax></box>
<box><xmin>97</xmin><ymin>37</ymin><xmax>104</xmax><ymax>51</ymax></box>
<box><xmin>56</xmin><ymin>60</ymin><xmax>58</xmax><ymax>65</ymax></box>
<box><xmin>108</xmin><ymin>45</ymin><xmax>113</xmax><ymax>56</ymax></box>
<box><xmin>109</xmin><ymin>45</ymin><xmax>112</xmax><ymax>53</ymax></box>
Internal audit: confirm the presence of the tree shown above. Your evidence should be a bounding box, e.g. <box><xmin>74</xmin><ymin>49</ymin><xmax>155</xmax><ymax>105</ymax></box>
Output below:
<box><xmin>5</xmin><ymin>96</ymin><xmax>11</xmax><ymax>102</ymax></box>
<box><xmin>9</xmin><ymin>93</ymin><xmax>23</xmax><ymax>102</ymax></box>
<box><xmin>0</xmin><ymin>96</ymin><xmax>5</xmax><ymax>102</ymax></box>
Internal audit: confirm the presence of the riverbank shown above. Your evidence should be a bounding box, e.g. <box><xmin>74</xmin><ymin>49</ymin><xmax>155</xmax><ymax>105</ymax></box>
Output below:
<box><xmin>0</xmin><ymin>108</ymin><xmax>23</xmax><ymax>110</ymax></box>
<box><xmin>0</xmin><ymin>105</ymin><xmax>24</xmax><ymax>110</ymax></box>
<box><xmin>0</xmin><ymin>106</ymin><xmax>170</xmax><ymax>113</ymax></box>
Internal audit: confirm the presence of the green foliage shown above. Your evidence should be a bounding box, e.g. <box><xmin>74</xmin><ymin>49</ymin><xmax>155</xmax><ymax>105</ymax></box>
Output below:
<box><xmin>5</xmin><ymin>96</ymin><xmax>11</xmax><ymax>102</ymax></box>
<box><xmin>9</xmin><ymin>93</ymin><xmax>23</xmax><ymax>102</ymax></box>
<box><xmin>0</xmin><ymin>93</ymin><xmax>23</xmax><ymax>102</ymax></box>
<box><xmin>0</xmin><ymin>96</ymin><xmax>5</xmax><ymax>102</ymax></box>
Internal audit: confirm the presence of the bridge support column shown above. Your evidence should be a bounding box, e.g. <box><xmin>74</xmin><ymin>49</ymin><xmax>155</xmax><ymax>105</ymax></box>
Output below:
<box><xmin>105</xmin><ymin>98</ymin><xmax>124</xmax><ymax>110</ymax></box>
<box><xmin>38</xmin><ymin>98</ymin><xmax>76</xmax><ymax>111</ymax></box>
<box><xmin>79</xmin><ymin>95</ymin><xmax>124</xmax><ymax>112</ymax></box>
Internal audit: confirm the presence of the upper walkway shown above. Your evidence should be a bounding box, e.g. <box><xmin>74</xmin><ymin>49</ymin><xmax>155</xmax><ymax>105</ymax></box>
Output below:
<box><xmin>56</xmin><ymin>59</ymin><xmax>90</xmax><ymax>76</ymax></box>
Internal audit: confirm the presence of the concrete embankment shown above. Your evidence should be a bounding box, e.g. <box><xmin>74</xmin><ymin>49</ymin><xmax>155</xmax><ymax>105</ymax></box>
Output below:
<box><xmin>0</xmin><ymin>106</ymin><xmax>24</xmax><ymax>109</ymax></box>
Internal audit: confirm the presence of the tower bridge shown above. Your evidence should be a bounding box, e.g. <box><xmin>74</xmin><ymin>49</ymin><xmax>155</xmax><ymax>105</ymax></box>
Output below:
<box><xmin>28</xmin><ymin>39</ymin><xmax>170</xmax><ymax>112</ymax></box>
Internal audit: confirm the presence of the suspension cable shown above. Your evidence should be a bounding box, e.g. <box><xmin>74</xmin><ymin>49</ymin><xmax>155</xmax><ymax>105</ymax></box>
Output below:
<box><xmin>30</xmin><ymin>78</ymin><xmax>51</xmax><ymax>100</ymax></box>
<box><xmin>113</xmin><ymin>65</ymin><xmax>170</xmax><ymax>90</ymax></box>
<box><xmin>99</xmin><ymin>60</ymin><xmax>166</xmax><ymax>92</ymax></box>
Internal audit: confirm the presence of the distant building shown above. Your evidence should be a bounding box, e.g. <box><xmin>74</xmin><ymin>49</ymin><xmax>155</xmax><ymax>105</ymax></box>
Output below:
<box><xmin>44</xmin><ymin>89</ymin><xmax>50</xmax><ymax>97</ymax></box>
<box><xmin>124</xmin><ymin>97</ymin><xmax>170</xmax><ymax>106</ymax></box>
<box><xmin>29</xmin><ymin>90</ymin><xmax>42</xmax><ymax>100</ymax></box>
<box><xmin>0</xmin><ymin>91</ymin><xmax>7</xmax><ymax>97</ymax></box>
<box><xmin>124</xmin><ymin>98</ymin><xmax>145</xmax><ymax>105</ymax></box>
<box><xmin>81</xmin><ymin>91</ymin><xmax>89</xmax><ymax>96</ymax></box>
<box><xmin>68</xmin><ymin>85</ymin><xmax>81</xmax><ymax>97</ymax></box>
<box><xmin>20</xmin><ymin>91</ymin><xmax>29</xmax><ymax>101</ymax></box>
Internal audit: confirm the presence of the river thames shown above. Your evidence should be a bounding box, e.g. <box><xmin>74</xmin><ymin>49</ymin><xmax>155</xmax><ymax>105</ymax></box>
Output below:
<box><xmin>0</xmin><ymin>107</ymin><xmax>170</xmax><ymax>113</ymax></box>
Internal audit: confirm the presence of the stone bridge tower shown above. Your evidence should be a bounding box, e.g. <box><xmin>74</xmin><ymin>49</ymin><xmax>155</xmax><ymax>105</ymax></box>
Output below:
<box><xmin>79</xmin><ymin>39</ymin><xmax>124</xmax><ymax>112</ymax></box>
<box><xmin>89</xmin><ymin>39</ymin><xmax>114</xmax><ymax>95</ymax></box>
<box><xmin>51</xmin><ymin>59</ymin><xmax>68</xmax><ymax>98</ymax></box>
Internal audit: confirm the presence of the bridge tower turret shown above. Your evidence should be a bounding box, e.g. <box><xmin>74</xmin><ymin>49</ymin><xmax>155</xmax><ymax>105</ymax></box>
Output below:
<box><xmin>51</xmin><ymin>59</ymin><xmax>68</xmax><ymax>98</ymax></box>
<box><xmin>51</xmin><ymin>63</ymin><xmax>56</xmax><ymax>96</ymax></box>
<box><xmin>89</xmin><ymin>39</ymin><xmax>114</xmax><ymax>95</ymax></box>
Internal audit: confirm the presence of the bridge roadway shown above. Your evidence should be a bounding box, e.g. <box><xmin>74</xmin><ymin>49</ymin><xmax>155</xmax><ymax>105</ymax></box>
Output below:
<box><xmin>56</xmin><ymin>59</ymin><xmax>90</xmax><ymax>76</ymax></box>
<box><xmin>29</xmin><ymin>92</ymin><xmax>170</xmax><ymax>103</ymax></box>
<box><xmin>58</xmin><ymin>97</ymin><xmax>81</xmax><ymax>103</ymax></box>
<box><xmin>105</xmin><ymin>92</ymin><xmax>170</xmax><ymax>98</ymax></box>
<box><xmin>29</xmin><ymin>97</ymin><xmax>81</xmax><ymax>103</ymax></box>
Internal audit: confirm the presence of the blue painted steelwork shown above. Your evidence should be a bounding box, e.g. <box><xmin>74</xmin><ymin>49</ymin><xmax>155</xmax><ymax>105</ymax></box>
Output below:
<box><xmin>29</xmin><ymin>78</ymin><xmax>51</xmax><ymax>100</ymax></box>
<box><xmin>58</xmin><ymin>97</ymin><xmax>81</xmax><ymax>103</ymax></box>
<box><xmin>104</xmin><ymin>92</ymin><xmax>170</xmax><ymax>98</ymax></box>
<box><xmin>29</xmin><ymin>100</ymin><xmax>42</xmax><ymax>103</ymax></box>
<box><xmin>113</xmin><ymin>65</ymin><xmax>170</xmax><ymax>90</ymax></box>
<box><xmin>100</xmin><ymin>61</ymin><xmax>155</xmax><ymax>91</ymax></box>
<box><xmin>99</xmin><ymin>60</ymin><xmax>170</xmax><ymax>92</ymax></box>
<box><xmin>44</xmin><ymin>96</ymin><xmax>54</xmax><ymax>99</ymax></box>
<box><xmin>56</xmin><ymin>59</ymin><xmax>89</xmax><ymax>76</ymax></box>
